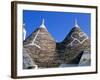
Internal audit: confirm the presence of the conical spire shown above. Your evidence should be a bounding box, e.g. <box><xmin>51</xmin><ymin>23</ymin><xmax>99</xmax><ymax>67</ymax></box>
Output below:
<box><xmin>75</xmin><ymin>19</ymin><xmax>79</xmax><ymax>28</ymax></box>
<box><xmin>40</xmin><ymin>19</ymin><xmax>47</xmax><ymax>29</ymax></box>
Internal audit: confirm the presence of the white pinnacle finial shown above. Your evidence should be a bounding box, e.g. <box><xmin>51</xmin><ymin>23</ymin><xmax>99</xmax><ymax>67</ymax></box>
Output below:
<box><xmin>40</xmin><ymin>19</ymin><xmax>47</xmax><ymax>29</ymax></box>
<box><xmin>23</xmin><ymin>23</ymin><xmax>26</xmax><ymax>40</ymax></box>
<box><xmin>42</xmin><ymin>18</ymin><xmax>44</xmax><ymax>25</ymax></box>
<box><xmin>75</xmin><ymin>19</ymin><xmax>79</xmax><ymax>27</ymax></box>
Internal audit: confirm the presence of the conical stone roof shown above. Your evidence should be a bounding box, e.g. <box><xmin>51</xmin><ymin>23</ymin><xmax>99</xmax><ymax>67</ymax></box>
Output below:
<box><xmin>23</xmin><ymin>19</ymin><xmax>59</xmax><ymax>68</ymax></box>
<box><xmin>59</xmin><ymin>20</ymin><xmax>90</xmax><ymax>64</ymax></box>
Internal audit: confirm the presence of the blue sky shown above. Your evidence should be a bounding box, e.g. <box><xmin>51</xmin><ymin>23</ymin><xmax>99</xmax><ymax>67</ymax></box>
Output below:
<box><xmin>23</xmin><ymin>10</ymin><xmax>91</xmax><ymax>42</ymax></box>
